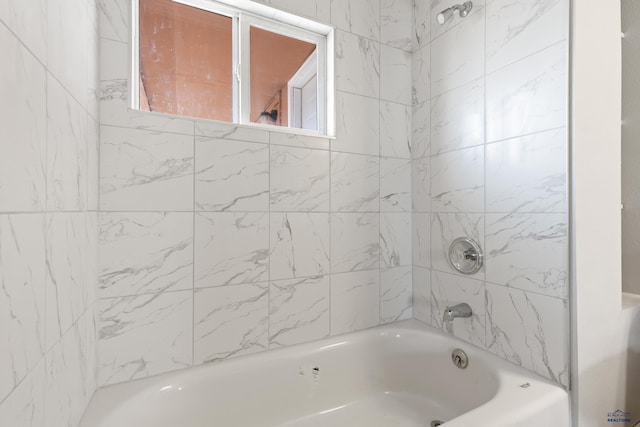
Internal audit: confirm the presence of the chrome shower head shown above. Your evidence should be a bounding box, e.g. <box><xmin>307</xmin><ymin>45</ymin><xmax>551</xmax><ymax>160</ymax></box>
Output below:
<box><xmin>437</xmin><ymin>1</ymin><xmax>473</xmax><ymax>25</ymax></box>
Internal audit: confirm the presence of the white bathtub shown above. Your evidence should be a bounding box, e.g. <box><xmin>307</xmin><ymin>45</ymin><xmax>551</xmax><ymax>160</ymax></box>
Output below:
<box><xmin>80</xmin><ymin>320</ymin><xmax>570</xmax><ymax>427</ymax></box>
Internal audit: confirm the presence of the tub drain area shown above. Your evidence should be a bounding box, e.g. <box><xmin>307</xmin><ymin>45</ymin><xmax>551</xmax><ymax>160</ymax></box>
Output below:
<box><xmin>431</xmin><ymin>420</ymin><xmax>445</xmax><ymax>427</ymax></box>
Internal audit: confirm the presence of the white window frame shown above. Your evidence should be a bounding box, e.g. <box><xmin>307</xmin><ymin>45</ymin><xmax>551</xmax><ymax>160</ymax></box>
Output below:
<box><xmin>131</xmin><ymin>0</ymin><xmax>334</xmax><ymax>136</ymax></box>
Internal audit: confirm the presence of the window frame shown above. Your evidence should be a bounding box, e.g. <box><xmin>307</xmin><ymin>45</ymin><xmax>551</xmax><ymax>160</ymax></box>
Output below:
<box><xmin>131</xmin><ymin>0</ymin><xmax>334</xmax><ymax>136</ymax></box>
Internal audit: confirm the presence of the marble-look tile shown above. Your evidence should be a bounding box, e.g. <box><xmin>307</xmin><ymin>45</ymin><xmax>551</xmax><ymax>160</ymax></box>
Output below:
<box><xmin>0</xmin><ymin>215</ymin><xmax>46</xmax><ymax>402</ymax></box>
<box><xmin>47</xmin><ymin>76</ymin><xmax>88</xmax><ymax>211</ymax></box>
<box><xmin>98</xmin><ymin>291</ymin><xmax>193</xmax><ymax>386</ymax></box>
<box><xmin>0</xmin><ymin>0</ymin><xmax>46</xmax><ymax>63</ymax></box>
<box><xmin>486</xmin><ymin>128</ymin><xmax>567</xmax><ymax>213</ymax></box>
<box><xmin>47</xmin><ymin>0</ymin><xmax>88</xmax><ymax>107</ymax></box>
<box><xmin>98</xmin><ymin>213</ymin><xmax>193</xmax><ymax>298</ymax></box>
<box><xmin>431</xmin><ymin>212</ymin><xmax>484</xmax><ymax>278</ymax></box>
<box><xmin>334</xmin><ymin>91</ymin><xmax>380</xmax><ymax>156</ymax></box>
<box><xmin>430</xmin><ymin>78</ymin><xmax>484</xmax><ymax>155</ymax></box>
<box><xmin>413</xmin><ymin>213</ymin><xmax>430</xmax><ymax>268</ymax></box>
<box><xmin>45</xmin><ymin>319</ymin><xmax>92</xmax><ymax>427</ymax></box>
<box><xmin>268</xmin><ymin>0</ymin><xmax>330</xmax><ymax>23</ymax></box>
<box><xmin>380</xmin><ymin>158</ymin><xmax>412</xmax><ymax>212</ymax></box>
<box><xmin>87</xmin><ymin>0</ymin><xmax>100</xmax><ymax>121</ymax></box>
<box><xmin>380</xmin><ymin>102</ymin><xmax>411</xmax><ymax>159</ymax></box>
<box><xmin>194</xmin><ymin>120</ymin><xmax>269</xmax><ymax>144</ymax></box>
<box><xmin>100</xmin><ymin>79</ymin><xmax>195</xmax><ymax>134</ymax></box>
<box><xmin>486</xmin><ymin>213</ymin><xmax>568</xmax><ymax>299</ymax></box>
<box><xmin>98</xmin><ymin>0</ymin><xmax>129</xmax><ymax>43</ymax></box>
<box><xmin>486</xmin><ymin>283</ymin><xmax>569</xmax><ymax>386</ymax></box>
<box><xmin>380</xmin><ymin>213</ymin><xmax>412</xmax><ymax>268</ymax></box>
<box><xmin>0</xmin><ymin>24</ymin><xmax>46</xmax><ymax>212</ymax></box>
<box><xmin>412</xmin><ymin>266</ymin><xmax>431</xmax><ymax>324</ymax></box>
<box><xmin>194</xmin><ymin>284</ymin><xmax>268</xmax><ymax>364</ymax></box>
<box><xmin>270</xmin><ymin>213</ymin><xmax>330</xmax><ymax>280</ymax></box>
<box><xmin>270</xmin><ymin>132</ymin><xmax>330</xmax><ymax>150</ymax></box>
<box><xmin>195</xmin><ymin>138</ymin><xmax>269</xmax><ymax>212</ymax></box>
<box><xmin>411</xmin><ymin>101</ymin><xmax>430</xmax><ymax>158</ymax></box>
<box><xmin>336</xmin><ymin>31</ymin><xmax>380</xmax><ymax>98</ymax></box>
<box><xmin>431</xmin><ymin>146</ymin><xmax>484</xmax><ymax>212</ymax></box>
<box><xmin>46</xmin><ymin>213</ymin><xmax>90</xmax><ymax>349</ymax></box>
<box><xmin>270</xmin><ymin>276</ymin><xmax>330</xmax><ymax>347</ymax></box>
<box><xmin>381</xmin><ymin>46</ymin><xmax>412</xmax><ymax>105</ymax></box>
<box><xmin>100</xmin><ymin>38</ymin><xmax>128</xmax><ymax>81</ymax></box>
<box><xmin>87</xmin><ymin>118</ymin><xmax>100</xmax><ymax>211</ymax></box>
<box><xmin>430</xmin><ymin>0</ymin><xmax>486</xmax><ymax>41</ymax></box>
<box><xmin>0</xmin><ymin>361</ymin><xmax>45</xmax><ymax>427</ymax></box>
<box><xmin>331</xmin><ymin>270</ymin><xmax>380</xmax><ymax>335</ymax></box>
<box><xmin>380</xmin><ymin>266</ymin><xmax>412</xmax><ymax>323</ymax></box>
<box><xmin>331</xmin><ymin>153</ymin><xmax>379</xmax><ymax>212</ymax></box>
<box><xmin>486</xmin><ymin>0</ymin><xmax>567</xmax><ymax>74</ymax></box>
<box><xmin>431</xmin><ymin>270</ymin><xmax>485</xmax><ymax>348</ymax></box>
<box><xmin>331</xmin><ymin>0</ymin><xmax>380</xmax><ymax>40</ymax></box>
<box><xmin>412</xmin><ymin>158</ymin><xmax>430</xmax><ymax>212</ymax></box>
<box><xmin>331</xmin><ymin>213</ymin><xmax>379</xmax><ymax>273</ymax></box>
<box><xmin>413</xmin><ymin>0</ymin><xmax>430</xmax><ymax>51</ymax></box>
<box><xmin>195</xmin><ymin>212</ymin><xmax>269</xmax><ymax>288</ymax></box>
<box><xmin>430</xmin><ymin>7</ymin><xmax>484</xmax><ymax>97</ymax></box>
<box><xmin>412</xmin><ymin>44</ymin><xmax>431</xmax><ymax>106</ymax></box>
<box><xmin>270</xmin><ymin>145</ymin><xmax>330</xmax><ymax>212</ymax></box>
<box><xmin>381</xmin><ymin>0</ymin><xmax>412</xmax><ymax>51</ymax></box>
<box><xmin>100</xmin><ymin>126</ymin><xmax>194</xmax><ymax>211</ymax></box>
<box><xmin>486</xmin><ymin>43</ymin><xmax>567</xmax><ymax>143</ymax></box>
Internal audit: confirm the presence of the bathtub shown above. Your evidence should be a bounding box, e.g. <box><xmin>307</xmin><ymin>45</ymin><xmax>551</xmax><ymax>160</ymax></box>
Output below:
<box><xmin>80</xmin><ymin>320</ymin><xmax>570</xmax><ymax>427</ymax></box>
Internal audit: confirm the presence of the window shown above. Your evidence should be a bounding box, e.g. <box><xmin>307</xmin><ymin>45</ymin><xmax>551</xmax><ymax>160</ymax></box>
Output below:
<box><xmin>133</xmin><ymin>0</ymin><xmax>334</xmax><ymax>135</ymax></box>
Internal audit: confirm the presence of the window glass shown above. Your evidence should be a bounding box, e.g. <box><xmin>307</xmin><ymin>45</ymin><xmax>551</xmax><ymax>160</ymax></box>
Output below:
<box><xmin>249</xmin><ymin>26</ymin><xmax>318</xmax><ymax>131</ymax></box>
<box><xmin>139</xmin><ymin>0</ymin><xmax>233</xmax><ymax>122</ymax></box>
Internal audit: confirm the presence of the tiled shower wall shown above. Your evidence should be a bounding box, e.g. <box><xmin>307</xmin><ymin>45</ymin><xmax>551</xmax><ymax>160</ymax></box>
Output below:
<box><xmin>0</xmin><ymin>0</ymin><xmax>99</xmax><ymax>425</ymax></box>
<box><xmin>97</xmin><ymin>0</ymin><xmax>414</xmax><ymax>386</ymax></box>
<box><xmin>411</xmin><ymin>0</ymin><xmax>570</xmax><ymax>386</ymax></box>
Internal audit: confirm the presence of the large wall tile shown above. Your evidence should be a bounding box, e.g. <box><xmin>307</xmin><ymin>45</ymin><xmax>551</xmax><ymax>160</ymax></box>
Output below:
<box><xmin>412</xmin><ymin>266</ymin><xmax>431</xmax><ymax>324</ymax></box>
<box><xmin>331</xmin><ymin>270</ymin><xmax>380</xmax><ymax>335</ymax></box>
<box><xmin>98</xmin><ymin>291</ymin><xmax>193</xmax><ymax>386</ymax></box>
<box><xmin>195</xmin><ymin>212</ymin><xmax>269</xmax><ymax>288</ymax></box>
<box><xmin>47</xmin><ymin>76</ymin><xmax>88</xmax><ymax>211</ymax></box>
<box><xmin>331</xmin><ymin>213</ymin><xmax>379</xmax><ymax>273</ymax></box>
<box><xmin>412</xmin><ymin>44</ymin><xmax>431</xmax><ymax>106</ymax></box>
<box><xmin>486</xmin><ymin>0</ymin><xmax>567</xmax><ymax>73</ymax></box>
<box><xmin>411</xmin><ymin>101</ymin><xmax>430</xmax><ymax>158</ymax></box>
<box><xmin>486</xmin><ymin>43</ymin><xmax>567</xmax><ymax>143</ymax></box>
<box><xmin>486</xmin><ymin>213</ymin><xmax>568</xmax><ymax>298</ymax></box>
<box><xmin>98</xmin><ymin>0</ymin><xmax>129</xmax><ymax>43</ymax></box>
<box><xmin>430</xmin><ymin>78</ymin><xmax>484</xmax><ymax>155</ymax></box>
<box><xmin>486</xmin><ymin>283</ymin><xmax>568</xmax><ymax>386</ymax></box>
<box><xmin>270</xmin><ymin>276</ymin><xmax>330</xmax><ymax>347</ymax></box>
<box><xmin>194</xmin><ymin>284</ymin><xmax>268</xmax><ymax>364</ymax></box>
<box><xmin>412</xmin><ymin>157</ymin><xmax>430</xmax><ymax>212</ymax></box>
<box><xmin>0</xmin><ymin>0</ymin><xmax>47</xmax><ymax>62</ymax></box>
<box><xmin>331</xmin><ymin>0</ymin><xmax>380</xmax><ymax>40</ymax></box>
<box><xmin>331</xmin><ymin>153</ymin><xmax>379</xmax><ymax>212</ymax></box>
<box><xmin>99</xmin><ymin>212</ymin><xmax>193</xmax><ymax>298</ymax></box>
<box><xmin>335</xmin><ymin>31</ymin><xmax>380</xmax><ymax>98</ymax></box>
<box><xmin>380</xmin><ymin>213</ymin><xmax>412</xmax><ymax>268</ymax></box>
<box><xmin>0</xmin><ymin>25</ymin><xmax>46</xmax><ymax>212</ymax></box>
<box><xmin>381</xmin><ymin>46</ymin><xmax>412</xmax><ymax>105</ymax></box>
<box><xmin>100</xmin><ymin>126</ymin><xmax>194</xmax><ymax>211</ymax></box>
<box><xmin>413</xmin><ymin>0</ymin><xmax>430</xmax><ymax>51</ymax></box>
<box><xmin>195</xmin><ymin>120</ymin><xmax>269</xmax><ymax>144</ymax></box>
<box><xmin>0</xmin><ymin>215</ymin><xmax>46</xmax><ymax>402</ymax></box>
<box><xmin>380</xmin><ymin>266</ymin><xmax>412</xmax><ymax>323</ymax></box>
<box><xmin>413</xmin><ymin>213</ymin><xmax>430</xmax><ymax>268</ymax></box>
<box><xmin>381</xmin><ymin>158</ymin><xmax>412</xmax><ymax>212</ymax></box>
<box><xmin>431</xmin><ymin>212</ymin><xmax>484</xmax><ymax>279</ymax></box>
<box><xmin>431</xmin><ymin>270</ymin><xmax>486</xmax><ymax>348</ymax></box>
<box><xmin>431</xmin><ymin>146</ymin><xmax>484</xmax><ymax>212</ymax></box>
<box><xmin>381</xmin><ymin>0</ymin><xmax>412</xmax><ymax>51</ymax></box>
<box><xmin>380</xmin><ymin>101</ymin><xmax>412</xmax><ymax>159</ymax></box>
<box><xmin>486</xmin><ymin>128</ymin><xmax>567</xmax><ymax>213</ymax></box>
<box><xmin>270</xmin><ymin>213</ymin><xmax>330</xmax><ymax>280</ymax></box>
<box><xmin>270</xmin><ymin>145</ymin><xmax>330</xmax><ymax>212</ymax></box>
<box><xmin>430</xmin><ymin>7</ymin><xmax>484</xmax><ymax>97</ymax></box>
<box><xmin>195</xmin><ymin>138</ymin><xmax>269</xmax><ymax>212</ymax></box>
<box><xmin>334</xmin><ymin>91</ymin><xmax>380</xmax><ymax>155</ymax></box>
<box><xmin>0</xmin><ymin>361</ymin><xmax>44</xmax><ymax>427</ymax></box>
